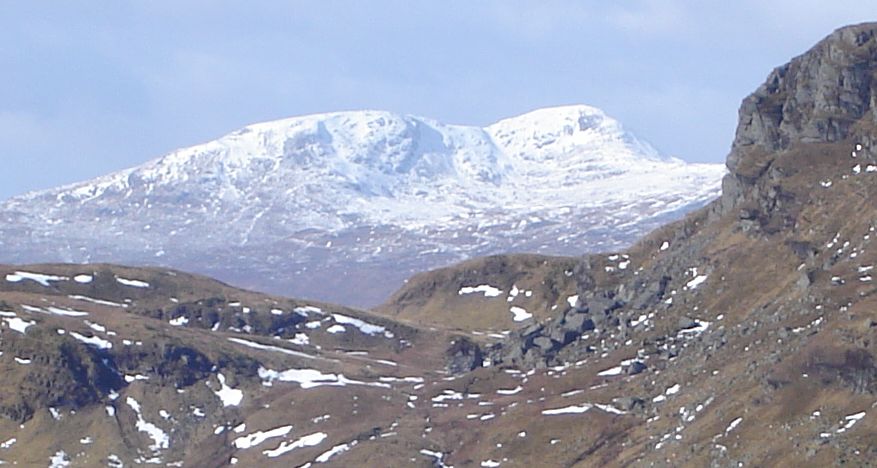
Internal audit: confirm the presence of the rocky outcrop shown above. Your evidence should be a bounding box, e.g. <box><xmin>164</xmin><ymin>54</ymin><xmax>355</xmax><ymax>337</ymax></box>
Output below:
<box><xmin>445</xmin><ymin>336</ymin><xmax>483</xmax><ymax>374</ymax></box>
<box><xmin>0</xmin><ymin>328</ymin><xmax>123</xmax><ymax>422</ymax></box>
<box><xmin>721</xmin><ymin>22</ymin><xmax>877</xmax><ymax>214</ymax></box>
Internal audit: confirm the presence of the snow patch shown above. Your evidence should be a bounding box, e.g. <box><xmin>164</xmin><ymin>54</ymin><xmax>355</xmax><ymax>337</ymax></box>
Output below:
<box><xmin>510</xmin><ymin>306</ymin><xmax>532</xmax><ymax>322</ymax></box>
<box><xmin>49</xmin><ymin>451</ymin><xmax>70</xmax><ymax>468</ymax></box>
<box><xmin>331</xmin><ymin>313</ymin><xmax>386</xmax><ymax>335</ymax></box>
<box><xmin>685</xmin><ymin>273</ymin><xmax>708</xmax><ymax>290</ymax></box>
<box><xmin>566</xmin><ymin>295</ymin><xmax>579</xmax><ymax>308</ymax></box>
<box><xmin>258</xmin><ymin>366</ymin><xmax>389</xmax><ymax>389</ymax></box>
<box><xmin>116</xmin><ymin>276</ymin><xmax>150</xmax><ymax>288</ymax></box>
<box><xmin>315</xmin><ymin>441</ymin><xmax>357</xmax><ymax>463</ymax></box>
<box><xmin>214</xmin><ymin>373</ymin><xmax>243</xmax><ymax>407</ymax></box>
<box><xmin>73</xmin><ymin>274</ymin><xmax>93</xmax><ymax>283</ymax></box>
<box><xmin>68</xmin><ymin>295</ymin><xmax>126</xmax><ymax>308</ymax></box>
<box><xmin>458</xmin><ymin>285</ymin><xmax>503</xmax><ymax>297</ymax></box>
<box><xmin>2</xmin><ymin>316</ymin><xmax>35</xmax><ymax>334</ymax></box>
<box><xmin>597</xmin><ymin>366</ymin><xmax>623</xmax><ymax>376</ymax></box>
<box><xmin>126</xmin><ymin>397</ymin><xmax>170</xmax><ymax>451</ymax></box>
<box><xmin>5</xmin><ymin>271</ymin><xmax>68</xmax><ymax>286</ymax></box>
<box><xmin>293</xmin><ymin>305</ymin><xmax>324</xmax><ymax>316</ymax></box>
<box><xmin>228</xmin><ymin>337</ymin><xmax>321</xmax><ymax>360</ymax></box>
<box><xmin>70</xmin><ymin>331</ymin><xmax>112</xmax><ymax>349</ymax></box>
<box><xmin>542</xmin><ymin>404</ymin><xmax>592</xmax><ymax>415</ymax></box>
<box><xmin>263</xmin><ymin>432</ymin><xmax>328</xmax><ymax>458</ymax></box>
<box><xmin>169</xmin><ymin>316</ymin><xmax>189</xmax><ymax>326</ymax></box>
<box><xmin>725</xmin><ymin>417</ymin><xmax>742</xmax><ymax>434</ymax></box>
<box><xmin>233</xmin><ymin>425</ymin><xmax>292</xmax><ymax>449</ymax></box>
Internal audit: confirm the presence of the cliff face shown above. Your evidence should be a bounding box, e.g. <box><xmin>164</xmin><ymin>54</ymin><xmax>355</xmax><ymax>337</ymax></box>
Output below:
<box><xmin>722</xmin><ymin>22</ymin><xmax>877</xmax><ymax>213</ymax></box>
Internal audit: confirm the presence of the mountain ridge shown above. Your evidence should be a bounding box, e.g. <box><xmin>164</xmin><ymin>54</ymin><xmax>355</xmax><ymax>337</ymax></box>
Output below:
<box><xmin>0</xmin><ymin>105</ymin><xmax>724</xmax><ymax>307</ymax></box>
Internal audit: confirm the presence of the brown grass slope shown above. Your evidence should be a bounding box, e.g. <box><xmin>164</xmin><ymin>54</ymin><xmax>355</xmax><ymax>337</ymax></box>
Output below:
<box><xmin>0</xmin><ymin>263</ymin><xmax>465</xmax><ymax>466</ymax></box>
<box><xmin>376</xmin><ymin>254</ymin><xmax>579</xmax><ymax>333</ymax></box>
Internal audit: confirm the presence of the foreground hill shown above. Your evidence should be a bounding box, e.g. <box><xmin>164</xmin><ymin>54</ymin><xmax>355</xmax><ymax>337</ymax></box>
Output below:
<box><xmin>0</xmin><ymin>263</ymin><xmax>463</xmax><ymax>466</ymax></box>
<box><xmin>0</xmin><ymin>105</ymin><xmax>724</xmax><ymax>307</ymax></box>
<box><xmin>2</xmin><ymin>21</ymin><xmax>877</xmax><ymax>468</ymax></box>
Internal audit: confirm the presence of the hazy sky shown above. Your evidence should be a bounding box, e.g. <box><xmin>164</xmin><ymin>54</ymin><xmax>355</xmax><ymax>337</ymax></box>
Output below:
<box><xmin>1</xmin><ymin>2</ymin><xmax>874</xmax><ymax>200</ymax></box>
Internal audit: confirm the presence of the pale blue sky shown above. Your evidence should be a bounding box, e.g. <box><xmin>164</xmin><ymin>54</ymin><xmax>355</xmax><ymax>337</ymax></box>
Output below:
<box><xmin>1</xmin><ymin>1</ymin><xmax>873</xmax><ymax>200</ymax></box>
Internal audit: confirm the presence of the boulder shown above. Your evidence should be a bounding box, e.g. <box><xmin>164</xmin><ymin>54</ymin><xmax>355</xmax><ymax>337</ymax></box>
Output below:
<box><xmin>677</xmin><ymin>316</ymin><xmax>698</xmax><ymax>330</ymax></box>
<box><xmin>626</xmin><ymin>360</ymin><xmax>648</xmax><ymax>375</ymax></box>
<box><xmin>445</xmin><ymin>337</ymin><xmax>483</xmax><ymax>374</ymax></box>
<box><xmin>532</xmin><ymin>336</ymin><xmax>556</xmax><ymax>352</ymax></box>
<box><xmin>563</xmin><ymin>312</ymin><xmax>595</xmax><ymax>333</ymax></box>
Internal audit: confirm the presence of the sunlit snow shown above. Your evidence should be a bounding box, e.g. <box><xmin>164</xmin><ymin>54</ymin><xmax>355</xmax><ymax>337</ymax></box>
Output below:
<box><xmin>116</xmin><ymin>277</ymin><xmax>150</xmax><ymax>288</ymax></box>
<box><xmin>5</xmin><ymin>271</ymin><xmax>68</xmax><ymax>286</ymax></box>
<box><xmin>459</xmin><ymin>285</ymin><xmax>503</xmax><ymax>297</ymax></box>
<box><xmin>214</xmin><ymin>373</ymin><xmax>243</xmax><ymax>407</ymax></box>
<box><xmin>263</xmin><ymin>432</ymin><xmax>327</xmax><ymax>458</ymax></box>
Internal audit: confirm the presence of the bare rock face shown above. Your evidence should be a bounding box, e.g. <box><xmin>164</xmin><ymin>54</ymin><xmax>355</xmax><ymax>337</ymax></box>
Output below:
<box><xmin>721</xmin><ymin>22</ymin><xmax>877</xmax><ymax>213</ymax></box>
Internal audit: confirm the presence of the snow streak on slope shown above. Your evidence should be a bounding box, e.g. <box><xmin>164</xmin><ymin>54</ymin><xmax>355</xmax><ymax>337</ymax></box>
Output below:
<box><xmin>0</xmin><ymin>105</ymin><xmax>725</xmax><ymax>306</ymax></box>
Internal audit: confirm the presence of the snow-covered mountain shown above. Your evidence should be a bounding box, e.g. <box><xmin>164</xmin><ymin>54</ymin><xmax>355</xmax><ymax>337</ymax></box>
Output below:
<box><xmin>0</xmin><ymin>105</ymin><xmax>725</xmax><ymax>306</ymax></box>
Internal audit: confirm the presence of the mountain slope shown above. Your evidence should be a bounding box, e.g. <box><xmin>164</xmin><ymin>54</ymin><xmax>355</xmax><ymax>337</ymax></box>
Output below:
<box><xmin>0</xmin><ymin>262</ymin><xmax>462</xmax><ymax>467</ymax></box>
<box><xmin>0</xmin><ymin>105</ymin><xmax>724</xmax><ymax>307</ymax></box>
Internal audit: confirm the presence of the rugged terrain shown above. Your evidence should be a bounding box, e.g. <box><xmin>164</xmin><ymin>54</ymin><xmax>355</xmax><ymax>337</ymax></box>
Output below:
<box><xmin>0</xmin><ymin>105</ymin><xmax>723</xmax><ymax>307</ymax></box>
<box><xmin>2</xmin><ymin>21</ymin><xmax>877</xmax><ymax>468</ymax></box>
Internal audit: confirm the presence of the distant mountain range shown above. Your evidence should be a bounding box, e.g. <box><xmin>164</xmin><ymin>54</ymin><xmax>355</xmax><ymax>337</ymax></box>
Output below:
<box><xmin>0</xmin><ymin>105</ymin><xmax>724</xmax><ymax>306</ymax></box>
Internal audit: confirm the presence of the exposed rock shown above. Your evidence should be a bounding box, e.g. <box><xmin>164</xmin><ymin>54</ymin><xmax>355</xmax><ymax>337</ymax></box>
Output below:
<box><xmin>677</xmin><ymin>316</ymin><xmax>699</xmax><ymax>330</ymax></box>
<box><xmin>445</xmin><ymin>337</ymin><xmax>483</xmax><ymax>374</ymax></box>
<box><xmin>613</xmin><ymin>396</ymin><xmax>645</xmax><ymax>412</ymax></box>
<box><xmin>626</xmin><ymin>360</ymin><xmax>648</xmax><ymax>376</ymax></box>
<box><xmin>722</xmin><ymin>23</ymin><xmax>877</xmax><ymax>214</ymax></box>
<box><xmin>0</xmin><ymin>330</ymin><xmax>123</xmax><ymax>423</ymax></box>
<box><xmin>532</xmin><ymin>336</ymin><xmax>556</xmax><ymax>352</ymax></box>
<box><xmin>562</xmin><ymin>311</ymin><xmax>595</xmax><ymax>333</ymax></box>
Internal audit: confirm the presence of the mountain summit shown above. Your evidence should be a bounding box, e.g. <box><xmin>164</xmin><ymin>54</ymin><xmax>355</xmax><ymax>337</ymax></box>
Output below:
<box><xmin>0</xmin><ymin>105</ymin><xmax>724</xmax><ymax>306</ymax></box>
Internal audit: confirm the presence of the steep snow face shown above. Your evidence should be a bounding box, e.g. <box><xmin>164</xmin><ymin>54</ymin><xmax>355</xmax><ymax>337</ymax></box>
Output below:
<box><xmin>0</xmin><ymin>105</ymin><xmax>725</xmax><ymax>306</ymax></box>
